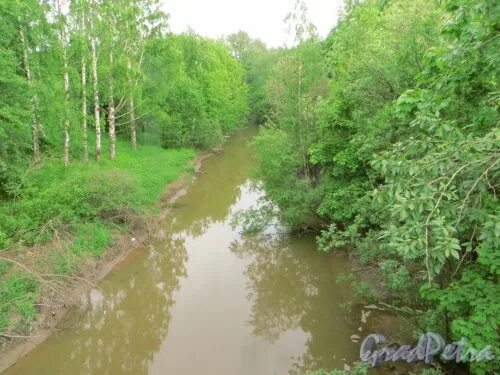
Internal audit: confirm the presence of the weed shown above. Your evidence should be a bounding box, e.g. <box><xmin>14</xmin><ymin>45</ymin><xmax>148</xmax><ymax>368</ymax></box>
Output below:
<box><xmin>0</xmin><ymin>273</ymin><xmax>39</xmax><ymax>333</ymax></box>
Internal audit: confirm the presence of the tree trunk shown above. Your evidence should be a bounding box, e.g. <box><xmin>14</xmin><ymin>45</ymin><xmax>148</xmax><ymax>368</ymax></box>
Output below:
<box><xmin>62</xmin><ymin>51</ymin><xmax>70</xmax><ymax>166</ymax></box>
<box><xmin>108</xmin><ymin>50</ymin><xmax>116</xmax><ymax>160</ymax></box>
<box><xmin>127</xmin><ymin>58</ymin><xmax>137</xmax><ymax>151</ymax></box>
<box><xmin>57</xmin><ymin>0</ymin><xmax>70</xmax><ymax>167</ymax></box>
<box><xmin>81</xmin><ymin>55</ymin><xmax>88</xmax><ymax>162</ymax></box>
<box><xmin>91</xmin><ymin>33</ymin><xmax>101</xmax><ymax>161</ymax></box>
<box><xmin>80</xmin><ymin>9</ymin><xmax>88</xmax><ymax>162</ymax></box>
<box><xmin>129</xmin><ymin>96</ymin><xmax>136</xmax><ymax>151</ymax></box>
<box><xmin>19</xmin><ymin>27</ymin><xmax>41</xmax><ymax>162</ymax></box>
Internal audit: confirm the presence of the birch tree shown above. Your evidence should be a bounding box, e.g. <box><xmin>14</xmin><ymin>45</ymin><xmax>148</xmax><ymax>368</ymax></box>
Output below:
<box><xmin>125</xmin><ymin>0</ymin><xmax>168</xmax><ymax>151</ymax></box>
<box><xmin>89</xmin><ymin>1</ymin><xmax>101</xmax><ymax>161</ymax></box>
<box><xmin>108</xmin><ymin>45</ymin><xmax>116</xmax><ymax>159</ymax></box>
<box><xmin>103</xmin><ymin>0</ymin><xmax>117</xmax><ymax>160</ymax></box>
<box><xmin>18</xmin><ymin>23</ymin><xmax>41</xmax><ymax>162</ymax></box>
<box><xmin>76</xmin><ymin>0</ymin><xmax>89</xmax><ymax>161</ymax></box>
<box><xmin>55</xmin><ymin>0</ymin><xmax>71</xmax><ymax>166</ymax></box>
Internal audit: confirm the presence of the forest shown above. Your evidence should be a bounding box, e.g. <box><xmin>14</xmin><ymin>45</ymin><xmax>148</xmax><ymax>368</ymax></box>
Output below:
<box><xmin>0</xmin><ymin>0</ymin><xmax>498</xmax><ymax>374</ymax></box>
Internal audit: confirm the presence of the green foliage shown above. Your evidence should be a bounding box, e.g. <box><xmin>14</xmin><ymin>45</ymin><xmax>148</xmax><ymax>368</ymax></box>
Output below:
<box><xmin>0</xmin><ymin>230</ymin><xmax>10</xmax><ymax>250</ymax></box>
<box><xmin>372</xmin><ymin>1</ymin><xmax>499</xmax><ymax>373</ymax></box>
<box><xmin>50</xmin><ymin>221</ymin><xmax>113</xmax><ymax>275</ymax></box>
<box><xmin>0</xmin><ymin>273</ymin><xmax>38</xmax><ymax>332</ymax></box>
<box><xmin>226</xmin><ymin>31</ymin><xmax>275</xmax><ymax>124</ymax></box>
<box><xmin>352</xmin><ymin>282</ymin><xmax>375</xmax><ymax>300</ymax></box>
<box><xmin>312</xmin><ymin>0</ymin><xmax>442</xmax><ymax>231</ymax></box>
<box><xmin>0</xmin><ymin>0</ymin><xmax>245</xmax><ymax>195</ymax></box>
<box><xmin>143</xmin><ymin>34</ymin><xmax>248</xmax><ymax>149</ymax></box>
<box><xmin>379</xmin><ymin>260</ymin><xmax>413</xmax><ymax>295</ymax></box>
<box><xmin>251</xmin><ymin>0</ymin><xmax>442</xmax><ymax>234</ymax></box>
<box><xmin>0</xmin><ymin>137</ymin><xmax>194</xmax><ymax>332</ymax></box>
<box><xmin>70</xmin><ymin>222</ymin><xmax>112</xmax><ymax>257</ymax></box>
<box><xmin>410</xmin><ymin>369</ymin><xmax>444</xmax><ymax>375</ymax></box>
<box><xmin>0</xmin><ymin>0</ymin><xmax>36</xmax><ymax>196</ymax></box>
<box><xmin>253</xmin><ymin>127</ymin><xmax>322</xmax><ymax>229</ymax></box>
<box><xmin>0</xmin><ymin>260</ymin><xmax>12</xmax><ymax>277</ymax></box>
<box><xmin>0</xmin><ymin>140</ymin><xmax>194</xmax><ymax>245</ymax></box>
<box><xmin>0</xmin><ymin>0</ymin><xmax>246</xmax><ymax>337</ymax></box>
<box><xmin>305</xmin><ymin>362</ymin><xmax>368</xmax><ymax>375</ymax></box>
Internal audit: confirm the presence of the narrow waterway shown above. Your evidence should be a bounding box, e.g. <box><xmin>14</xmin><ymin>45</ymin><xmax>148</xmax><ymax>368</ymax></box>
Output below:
<box><xmin>5</xmin><ymin>127</ymin><xmax>390</xmax><ymax>374</ymax></box>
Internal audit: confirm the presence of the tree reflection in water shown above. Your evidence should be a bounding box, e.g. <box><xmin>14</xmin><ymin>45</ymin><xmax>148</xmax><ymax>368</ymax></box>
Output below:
<box><xmin>230</xmin><ymin>232</ymin><xmax>363</xmax><ymax>374</ymax></box>
<box><xmin>7</xmin><ymin>230</ymin><xmax>188</xmax><ymax>375</ymax></box>
<box><xmin>68</xmin><ymin>230</ymin><xmax>188</xmax><ymax>374</ymax></box>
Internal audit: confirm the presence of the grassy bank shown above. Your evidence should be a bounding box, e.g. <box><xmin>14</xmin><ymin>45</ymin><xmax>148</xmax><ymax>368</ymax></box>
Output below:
<box><xmin>0</xmin><ymin>139</ymin><xmax>195</xmax><ymax>334</ymax></box>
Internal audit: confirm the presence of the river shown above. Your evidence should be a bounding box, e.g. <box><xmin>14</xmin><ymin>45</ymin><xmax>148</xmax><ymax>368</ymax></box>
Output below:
<box><xmin>5</xmin><ymin>127</ymin><xmax>393</xmax><ymax>374</ymax></box>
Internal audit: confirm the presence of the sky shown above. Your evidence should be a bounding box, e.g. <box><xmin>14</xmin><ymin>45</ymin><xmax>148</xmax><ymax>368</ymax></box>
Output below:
<box><xmin>162</xmin><ymin>0</ymin><xmax>345</xmax><ymax>48</ymax></box>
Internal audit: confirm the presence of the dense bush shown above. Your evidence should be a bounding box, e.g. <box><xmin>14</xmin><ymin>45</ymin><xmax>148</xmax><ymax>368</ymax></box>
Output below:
<box><xmin>0</xmin><ymin>141</ymin><xmax>194</xmax><ymax>246</ymax></box>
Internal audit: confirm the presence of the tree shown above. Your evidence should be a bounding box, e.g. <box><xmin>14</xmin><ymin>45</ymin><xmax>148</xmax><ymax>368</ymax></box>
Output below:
<box><xmin>18</xmin><ymin>19</ymin><xmax>41</xmax><ymax>162</ymax></box>
<box><xmin>89</xmin><ymin>1</ymin><xmax>101</xmax><ymax>161</ymax></box>
<box><xmin>0</xmin><ymin>1</ymin><xmax>33</xmax><ymax>194</ymax></box>
<box><xmin>102</xmin><ymin>0</ymin><xmax>118</xmax><ymax>159</ymax></box>
<box><xmin>374</xmin><ymin>1</ymin><xmax>499</xmax><ymax>372</ymax></box>
<box><xmin>142</xmin><ymin>33</ymin><xmax>248</xmax><ymax>149</ymax></box>
<box><xmin>226</xmin><ymin>30</ymin><xmax>251</xmax><ymax>61</ymax></box>
<box><xmin>73</xmin><ymin>0</ymin><xmax>90</xmax><ymax>161</ymax></box>
<box><xmin>55</xmin><ymin>0</ymin><xmax>71</xmax><ymax>166</ymax></box>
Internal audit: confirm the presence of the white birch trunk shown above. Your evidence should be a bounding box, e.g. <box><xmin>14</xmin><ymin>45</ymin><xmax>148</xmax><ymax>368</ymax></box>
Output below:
<box><xmin>63</xmin><ymin>52</ymin><xmax>70</xmax><ymax>166</ymax></box>
<box><xmin>81</xmin><ymin>9</ymin><xmax>88</xmax><ymax>162</ymax></box>
<box><xmin>108</xmin><ymin>49</ymin><xmax>116</xmax><ymax>160</ymax></box>
<box><xmin>127</xmin><ymin>58</ymin><xmax>137</xmax><ymax>151</ymax></box>
<box><xmin>19</xmin><ymin>27</ymin><xmax>41</xmax><ymax>162</ymax></box>
<box><xmin>57</xmin><ymin>0</ymin><xmax>70</xmax><ymax>167</ymax></box>
<box><xmin>91</xmin><ymin>32</ymin><xmax>101</xmax><ymax>161</ymax></box>
<box><xmin>82</xmin><ymin>55</ymin><xmax>88</xmax><ymax>162</ymax></box>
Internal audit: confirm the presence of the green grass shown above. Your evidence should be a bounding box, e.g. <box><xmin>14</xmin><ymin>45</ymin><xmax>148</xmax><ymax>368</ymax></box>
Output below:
<box><xmin>51</xmin><ymin>221</ymin><xmax>114</xmax><ymax>275</ymax></box>
<box><xmin>0</xmin><ymin>139</ymin><xmax>195</xmax><ymax>246</ymax></box>
<box><xmin>0</xmin><ymin>273</ymin><xmax>39</xmax><ymax>332</ymax></box>
<box><xmin>0</xmin><ymin>138</ymin><xmax>196</xmax><ymax>333</ymax></box>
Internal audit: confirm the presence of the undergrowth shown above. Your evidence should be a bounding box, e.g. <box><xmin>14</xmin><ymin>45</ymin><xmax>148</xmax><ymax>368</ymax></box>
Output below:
<box><xmin>0</xmin><ymin>139</ymin><xmax>195</xmax><ymax>334</ymax></box>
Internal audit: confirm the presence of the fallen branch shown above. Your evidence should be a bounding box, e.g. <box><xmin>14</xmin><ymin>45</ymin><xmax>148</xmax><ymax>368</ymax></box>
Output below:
<box><xmin>0</xmin><ymin>257</ymin><xmax>63</xmax><ymax>296</ymax></box>
<box><xmin>0</xmin><ymin>332</ymin><xmax>41</xmax><ymax>339</ymax></box>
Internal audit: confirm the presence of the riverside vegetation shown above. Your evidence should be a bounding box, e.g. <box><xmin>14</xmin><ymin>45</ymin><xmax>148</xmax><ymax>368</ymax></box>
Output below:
<box><xmin>0</xmin><ymin>0</ymin><xmax>498</xmax><ymax>374</ymax></box>
<box><xmin>235</xmin><ymin>0</ymin><xmax>498</xmax><ymax>374</ymax></box>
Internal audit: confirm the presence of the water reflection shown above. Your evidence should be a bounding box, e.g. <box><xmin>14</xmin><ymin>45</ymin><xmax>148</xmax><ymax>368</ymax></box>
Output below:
<box><xmin>5</xmin><ymin>227</ymin><xmax>188</xmax><ymax>375</ymax></box>
<box><xmin>169</xmin><ymin>128</ymin><xmax>255</xmax><ymax>238</ymax></box>
<box><xmin>230</xmin><ymin>232</ymin><xmax>363</xmax><ymax>373</ymax></box>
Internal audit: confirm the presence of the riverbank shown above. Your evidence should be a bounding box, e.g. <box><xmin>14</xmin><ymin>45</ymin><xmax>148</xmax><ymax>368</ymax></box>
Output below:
<box><xmin>0</xmin><ymin>139</ymin><xmax>213</xmax><ymax>371</ymax></box>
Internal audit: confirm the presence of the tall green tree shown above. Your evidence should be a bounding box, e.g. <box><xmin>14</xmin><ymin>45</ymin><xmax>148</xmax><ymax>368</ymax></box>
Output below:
<box><xmin>142</xmin><ymin>33</ymin><xmax>248</xmax><ymax>149</ymax></box>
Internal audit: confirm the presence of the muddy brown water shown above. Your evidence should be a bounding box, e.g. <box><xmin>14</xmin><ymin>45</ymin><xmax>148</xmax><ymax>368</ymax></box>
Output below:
<box><xmin>4</xmin><ymin>127</ymin><xmax>399</xmax><ymax>374</ymax></box>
